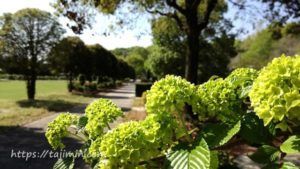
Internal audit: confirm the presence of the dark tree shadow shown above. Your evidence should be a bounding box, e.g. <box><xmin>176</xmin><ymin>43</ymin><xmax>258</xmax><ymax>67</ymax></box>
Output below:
<box><xmin>17</xmin><ymin>100</ymin><xmax>85</xmax><ymax>112</ymax></box>
<box><xmin>99</xmin><ymin>95</ymin><xmax>130</xmax><ymax>99</ymax></box>
<box><xmin>0</xmin><ymin>126</ymin><xmax>88</xmax><ymax>169</ymax></box>
<box><xmin>121</xmin><ymin>107</ymin><xmax>131</xmax><ymax>112</ymax></box>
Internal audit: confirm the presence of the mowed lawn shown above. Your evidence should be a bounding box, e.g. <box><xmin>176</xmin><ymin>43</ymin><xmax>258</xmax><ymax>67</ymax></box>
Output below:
<box><xmin>0</xmin><ymin>80</ymin><xmax>93</xmax><ymax>126</ymax></box>
<box><xmin>0</xmin><ymin>80</ymin><xmax>67</xmax><ymax>100</ymax></box>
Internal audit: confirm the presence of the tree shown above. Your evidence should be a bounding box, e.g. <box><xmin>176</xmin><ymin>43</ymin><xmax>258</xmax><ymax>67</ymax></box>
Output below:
<box><xmin>88</xmin><ymin>44</ymin><xmax>119</xmax><ymax>80</ymax></box>
<box><xmin>0</xmin><ymin>8</ymin><xmax>64</xmax><ymax>100</ymax></box>
<box><xmin>145</xmin><ymin>45</ymin><xmax>185</xmax><ymax>79</ymax></box>
<box><xmin>48</xmin><ymin>36</ymin><xmax>89</xmax><ymax>91</ymax></box>
<box><xmin>258</xmin><ymin>0</ymin><xmax>300</xmax><ymax>23</ymax></box>
<box><xmin>52</xmin><ymin>0</ymin><xmax>225</xmax><ymax>84</ymax></box>
<box><xmin>113</xmin><ymin>46</ymin><xmax>149</xmax><ymax>79</ymax></box>
<box><xmin>149</xmin><ymin>15</ymin><xmax>236</xmax><ymax>82</ymax></box>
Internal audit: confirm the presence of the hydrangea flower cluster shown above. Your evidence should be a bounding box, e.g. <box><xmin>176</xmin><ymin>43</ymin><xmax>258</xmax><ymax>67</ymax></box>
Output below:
<box><xmin>146</xmin><ymin>75</ymin><xmax>197</xmax><ymax>114</ymax></box>
<box><xmin>85</xmin><ymin>99</ymin><xmax>123</xmax><ymax>139</ymax></box>
<box><xmin>249</xmin><ymin>55</ymin><xmax>300</xmax><ymax>128</ymax></box>
<box><xmin>45</xmin><ymin>113</ymin><xmax>79</xmax><ymax>149</ymax></box>
<box><xmin>93</xmin><ymin>114</ymin><xmax>174</xmax><ymax>169</ymax></box>
<box><xmin>195</xmin><ymin>68</ymin><xmax>258</xmax><ymax>121</ymax></box>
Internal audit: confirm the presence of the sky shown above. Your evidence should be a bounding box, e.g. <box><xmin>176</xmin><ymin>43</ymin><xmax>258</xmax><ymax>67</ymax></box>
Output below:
<box><xmin>0</xmin><ymin>0</ymin><xmax>152</xmax><ymax>50</ymax></box>
<box><xmin>0</xmin><ymin>0</ymin><xmax>263</xmax><ymax>50</ymax></box>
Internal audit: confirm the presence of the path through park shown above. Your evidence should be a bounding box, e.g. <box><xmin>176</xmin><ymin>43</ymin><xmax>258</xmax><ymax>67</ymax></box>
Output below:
<box><xmin>24</xmin><ymin>83</ymin><xmax>135</xmax><ymax>130</ymax></box>
<box><xmin>0</xmin><ymin>83</ymin><xmax>135</xmax><ymax>169</ymax></box>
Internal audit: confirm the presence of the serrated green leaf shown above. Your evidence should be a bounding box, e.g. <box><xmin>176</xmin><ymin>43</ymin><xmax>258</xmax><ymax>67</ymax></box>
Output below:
<box><xmin>53</xmin><ymin>157</ymin><xmax>74</xmax><ymax>169</ymax></box>
<box><xmin>167</xmin><ymin>139</ymin><xmax>211</xmax><ymax>169</ymax></box>
<box><xmin>202</xmin><ymin>121</ymin><xmax>241</xmax><ymax>148</ymax></box>
<box><xmin>240</xmin><ymin>113</ymin><xmax>272</xmax><ymax>144</ymax></box>
<box><xmin>281</xmin><ymin>162</ymin><xmax>298</xmax><ymax>169</ymax></box>
<box><xmin>280</xmin><ymin>135</ymin><xmax>300</xmax><ymax>154</ymax></box>
<box><xmin>250</xmin><ymin>145</ymin><xmax>280</xmax><ymax>164</ymax></box>
<box><xmin>77</xmin><ymin>116</ymin><xmax>88</xmax><ymax>128</ymax></box>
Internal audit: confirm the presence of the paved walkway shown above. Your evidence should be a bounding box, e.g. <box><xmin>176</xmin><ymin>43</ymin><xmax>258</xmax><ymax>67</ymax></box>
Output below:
<box><xmin>24</xmin><ymin>83</ymin><xmax>135</xmax><ymax>131</ymax></box>
<box><xmin>0</xmin><ymin>83</ymin><xmax>135</xmax><ymax>169</ymax></box>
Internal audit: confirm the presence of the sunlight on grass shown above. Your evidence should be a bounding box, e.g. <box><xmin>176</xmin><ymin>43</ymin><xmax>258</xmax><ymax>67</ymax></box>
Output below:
<box><xmin>0</xmin><ymin>80</ymin><xmax>94</xmax><ymax>126</ymax></box>
<box><xmin>0</xmin><ymin>80</ymin><xmax>68</xmax><ymax>100</ymax></box>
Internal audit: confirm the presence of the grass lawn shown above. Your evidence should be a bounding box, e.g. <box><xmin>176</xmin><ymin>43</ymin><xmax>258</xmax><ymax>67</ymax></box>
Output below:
<box><xmin>0</xmin><ymin>80</ymin><xmax>68</xmax><ymax>100</ymax></box>
<box><xmin>0</xmin><ymin>80</ymin><xmax>94</xmax><ymax>126</ymax></box>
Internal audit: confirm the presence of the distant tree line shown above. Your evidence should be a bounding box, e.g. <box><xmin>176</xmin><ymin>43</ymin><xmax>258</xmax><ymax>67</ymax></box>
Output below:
<box><xmin>0</xmin><ymin>8</ymin><xmax>135</xmax><ymax>100</ymax></box>
<box><xmin>230</xmin><ymin>22</ymin><xmax>300</xmax><ymax>69</ymax></box>
<box><xmin>49</xmin><ymin>36</ymin><xmax>135</xmax><ymax>92</ymax></box>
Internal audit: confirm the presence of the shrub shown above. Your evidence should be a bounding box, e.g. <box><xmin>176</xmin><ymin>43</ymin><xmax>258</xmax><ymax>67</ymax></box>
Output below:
<box><xmin>78</xmin><ymin>74</ymin><xmax>86</xmax><ymax>85</ymax></box>
<box><xmin>135</xmin><ymin>82</ymin><xmax>152</xmax><ymax>97</ymax></box>
<box><xmin>46</xmin><ymin>55</ymin><xmax>300</xmax><ymax>169</ymax></box>
<box><xmin>115</xmin><ymin>80</ymin><xmax>123</xmax><ymax>86</ymax></box>
<box><xmin>84</xmin><ymin>81</ymin><xmax>97</xmax><ymax>93</ymax></box>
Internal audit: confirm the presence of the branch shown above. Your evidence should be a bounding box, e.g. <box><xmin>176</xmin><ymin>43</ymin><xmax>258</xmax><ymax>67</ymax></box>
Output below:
<box><xmin>171</xmin><ymin>12</ymin><xmax>185</xmax><ymax>32</ymax></box>
<box><xmin>192</xmin><ymin>0</ymin><xmax>201</xmax><ymax>10</ymax></box>
<box><xmin>166</xmin><ymin>0</ymin><xmax>186</xmax><ymax>15</ymax></box>
<box><xmin>144</xmin><ymin>7</ymin><xmax>170</xmax><ymax>16</ymax></box>
<box><xmin>227</xmin><ymin>0</ymin><xmax>246</xmax><ymax>10</ymax></box>
<box><xmin>198</xmin><ymin>0</ymin><xmax>217</xmax><ymax>30</ymax></box>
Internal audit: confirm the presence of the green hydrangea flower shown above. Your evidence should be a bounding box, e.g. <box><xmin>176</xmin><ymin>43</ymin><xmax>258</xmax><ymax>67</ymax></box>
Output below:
<box><xmin>249</xmin><ymin>55</ymin><xmax>300</xmax><ymax>128</ymax></box>
<box><xmin>146</xmin><ymin>75</ymin><xmax>197</xmax><ymax>115</ymax></box>
<box><xmin>91</xmin><ymin>114</ymin><xmax>174</xmax><ymax>169</ymax></box>
<box><xmin>85</xmin><ymin>99</ymin><xmax>123</xmax><ymax>139</ymax></box>
<box><xmin>195</xmin><ymin>68</ymin><xmax>258</xmax><ymax>122</ymax></box>
<box><xmin>45</xmin><ymin>113</ymin><xmax>79</xmax><ymax>149</ymax></box>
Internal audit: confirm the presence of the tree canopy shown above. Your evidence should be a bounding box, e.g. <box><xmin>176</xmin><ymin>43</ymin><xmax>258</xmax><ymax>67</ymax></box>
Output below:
<box><xmin>52</xmin><ymin>0</ymin><xmax>227</xmax><ymax>83</ymax></box>
<box><xmin>0</xmin><ymin>8</ymin><xmax>64</xmax><ymax>99</ymax></box>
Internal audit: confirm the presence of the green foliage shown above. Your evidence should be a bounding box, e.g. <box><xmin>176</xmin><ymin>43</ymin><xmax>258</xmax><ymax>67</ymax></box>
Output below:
<box><xmin>78</xmin><ymin>74</ymin><xmax>86</xmax><ymax>85</ymax></box>
<box><xmin>53</xmin><ymin>157</ymin><xmax>75</xmax><ymax>169</ymax></box>
<box><xmin>112</xmin><ymin>46</ymin><xmax>149</xmax><ymax>79</ymax></box>
<box><xmin>85</xmin><ymin>99</ymin><xmax>123</xmax><ymax>139</ymax></box>
<box><xmin>281</xmin><ymin>162</ymin><xmax>299</xmax><ymax>169</ymax></box>
<box><xmin>249</xmin><ymin>55</ymin><xmax>300</xmax><ymax>128</ymax></box>
<box><xmin>231</xmin><ymin>23</ymin><xmax>300</xmax><ymax>70</ymax></box>
<box><xmin>167</xmin><ymin>139</ymin><xmax>211</xmax><ymax>169</ymax></box>
<box><xmin>45</xmin><ymin>58</ymin><xmax>300</xmax><ymax>169</ymax></box>
<box><xmin>250</xmin><ymin>145</ymin><xmax>280</xmax><ymax>164</ymax></box>
<box><xmin>149</xmin><ymin>15</ymin><xmax>237</xmax><ymax>82</ymax></box>
<box><xmin>50</xmin><ymin>38</ymin><xmax>135</xmax><ymax>90</ymax></box>
<box><xmin>145</xmin><ymin>45</ymin><xmax>184</xmax><ymax>79</ymax></box>
<box><xmin>146</xmin><ymin>75</ymin><xmax>196</xmax><ymax>115</ymax></box>
<box><xmin>280</xmin><ymin>135</ymin><xmax>300</xmax><ymax>154</ymax></box>
<box><xmin>240</xmin><ymin>113</ymin><xmax>273</xmax><ymax>144</ymax></box>
<box><xmin>231</xmin><ymin>29</ymin><xmax>273</xmax><ymax>69</ymax></box>
<box><xmin>0</xmin><ymin>8</ymin><xmax>64</xmax><ymax>99</ymax></box>
<box><xmin>201</xmin><ymin>121</ymin><xmax>241</xmax><ymax>148</ymax></box>
<box><xmin>45</xmin><ymin>113</ymin><xmax>79</xmax><ymax>149</ymax></box>
<box><xmin>282</xmin><ymin>22</ymin><xmax>300</xmax><ymax>35</ymax></box>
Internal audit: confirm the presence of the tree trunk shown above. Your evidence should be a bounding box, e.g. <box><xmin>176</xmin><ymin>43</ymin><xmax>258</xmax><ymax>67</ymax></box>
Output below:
<box><xmin>68</xmin><ymin>72</ymin><xmax>73</xmax><ymax>92</ymax></box>
<box><xmin>27</xmin><ymin>74</ymin><xmax>36</xmax><ymax>100</ymax></box>
<box><xmin>184</xmin><ymin>12</ymin><xmax>201</xmax><ymax>120</ymax></box>
<box><xmin>185</xmin><ymin>12</ymin><xmax>200</xmax><ymax>84</ymax></box>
